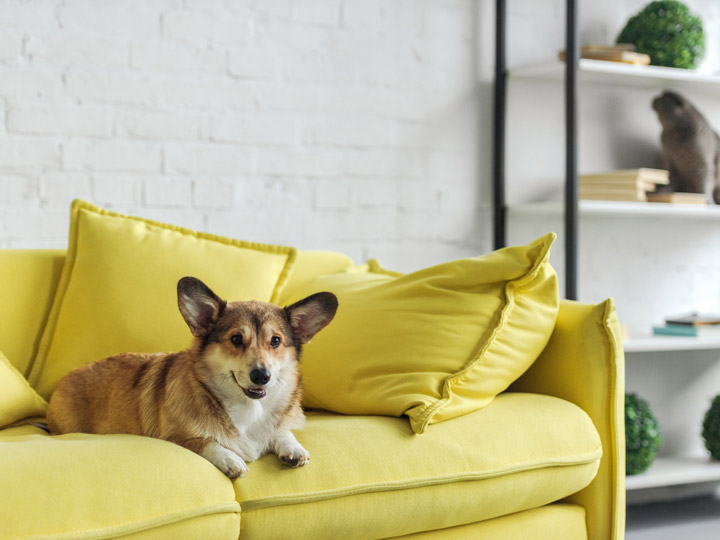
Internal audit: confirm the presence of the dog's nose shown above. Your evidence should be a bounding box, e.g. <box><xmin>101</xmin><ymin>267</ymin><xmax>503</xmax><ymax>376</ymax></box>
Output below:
<box><xmin>249</xmin><ymin>367</ymin><xmax>271</xmax><ymax>386</ymax></box>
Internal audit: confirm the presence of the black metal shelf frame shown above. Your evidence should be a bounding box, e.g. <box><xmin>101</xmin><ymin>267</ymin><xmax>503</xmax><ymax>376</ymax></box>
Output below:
<box><xmin>493</xmin><ymin>0</ymin><xmax>579</xmax><ymax>300</ymax></box>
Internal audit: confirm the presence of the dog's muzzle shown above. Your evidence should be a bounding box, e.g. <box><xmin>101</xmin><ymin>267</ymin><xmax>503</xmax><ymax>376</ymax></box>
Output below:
<box><xmin>231</xmin><ymin>371</ymin><xmax>267</xmax><ymax>399</ymax></box>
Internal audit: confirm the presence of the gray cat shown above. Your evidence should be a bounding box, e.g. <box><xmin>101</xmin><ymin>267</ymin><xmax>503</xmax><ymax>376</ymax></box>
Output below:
<box><xmin>652</xmin><ymin>90</ymin><xmax>720</xmax><ymax>203</ymax></box>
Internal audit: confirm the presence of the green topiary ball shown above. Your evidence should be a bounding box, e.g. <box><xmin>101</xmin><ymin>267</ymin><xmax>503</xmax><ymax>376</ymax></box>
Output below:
<box><xmin>625</xmin><ymin>393</ymin><xmax>662</xmax><ymax>475</ymax></box>
<box><xmin>702</xmin><ymin>395</ymin><xmax>720</xmax><ymax>460</ymax></box>
<box><xmin>616</xmin><ymin>0</ymin><xmax>705</xmax><ymax>69</ymax></box>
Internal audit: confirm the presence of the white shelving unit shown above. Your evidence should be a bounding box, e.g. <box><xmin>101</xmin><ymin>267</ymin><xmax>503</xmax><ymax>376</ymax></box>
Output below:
<box><xmin>509</xmin><ymin>200</ymin><xmax>720</xmax><ymax>220</ymax></box>
<box><xmin>508</xmin><ymin>59</ymin><xmax>720</xmax><ymax>504</ymax></box>
<box><xmin>511</xmin><ymin>59</ymin><xmax>720</xmax><ymax>93</ymax></box>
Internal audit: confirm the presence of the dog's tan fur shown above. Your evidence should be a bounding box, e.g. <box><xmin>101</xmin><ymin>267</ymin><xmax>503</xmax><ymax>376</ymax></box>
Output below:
<box><xmin>47</xmin><ymin>277</ymin><xmax>337</xmax><ymax>478</ymax></box>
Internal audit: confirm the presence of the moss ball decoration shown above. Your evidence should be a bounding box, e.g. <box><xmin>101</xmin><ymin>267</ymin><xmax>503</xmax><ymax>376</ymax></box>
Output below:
<box><xmin>625</xmin><ymin>393</ymin><xmax>662</xmax><ymax>475</ymax></box>
<box><xmin>702</xmin><ymin>395</ymin><xmax>720</xmax><ymax>460</ymax></box>
<box><xmin>616</xmin><ymin>0</ymin><xmax>705</xmax><ymax>69</ymax></box>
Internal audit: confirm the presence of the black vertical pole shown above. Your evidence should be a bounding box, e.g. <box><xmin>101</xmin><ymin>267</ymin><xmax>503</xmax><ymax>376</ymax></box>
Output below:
<box><xmin>493</xmin><ymin>0</ymin><xmax>507</xmax><ymax>250</ymax></box>
<box><xmin>565</xmin><ymin>0</ymin><xmax>579</xmax><ymax>300</ymax></box>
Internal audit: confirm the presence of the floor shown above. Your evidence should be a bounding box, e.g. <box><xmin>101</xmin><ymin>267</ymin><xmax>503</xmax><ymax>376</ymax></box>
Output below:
<box><xmin>626</xmin><ymin>496</ymin><xmax>720</xmax><ymax>539</ymax></box>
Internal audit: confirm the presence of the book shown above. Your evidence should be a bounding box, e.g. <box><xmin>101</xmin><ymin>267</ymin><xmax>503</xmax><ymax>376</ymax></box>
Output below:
<box><xmin>646</xmin><ymin>192</ymin><xmax>707</xmax><ymax>205</ymax></box>
<box><xmin>559</xmin><ymin>45</ymin><xmax>651</xmax><ymax>65</ymax></box>
<box><xmin>579</xmin><ymin>189</ymin><xmax>648</xmax><ymax>202</ymax></box>
<box><xmin>665</xmin><ymin>312</ymin><xmax>720</xmax><ymax>326</ymax></box>
<box><xmin>581</xmin><ymin>168</ymin><xmax>669</xmax><ymax>185</ymax></box>
<box><xmin>653</xmin><ymin>324</ymin><xmax>720</xmax><ymax>337</ymax></box>
<box><xmin>579</xmin><ymin>169</ymin><xmax>669</xmax><ymax>202</ymax></box>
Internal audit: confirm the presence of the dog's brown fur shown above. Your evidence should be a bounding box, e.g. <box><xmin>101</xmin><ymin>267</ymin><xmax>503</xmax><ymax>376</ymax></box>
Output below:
<box><xmin>47</xmin><ymin>277</ymin><xmax>337</xmax><ymax>478</ymax></box>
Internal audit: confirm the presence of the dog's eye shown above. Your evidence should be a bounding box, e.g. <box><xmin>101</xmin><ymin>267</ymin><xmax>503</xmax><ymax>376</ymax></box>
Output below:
<box><xmin>270</xmin><ymin>336</ymin><xmax>281</xmax><ymax>349</ymax></box>
<box><xmin>230</xmin><ymin>334</ymin><xmax>243</xmax><ymax>347</ymax></box>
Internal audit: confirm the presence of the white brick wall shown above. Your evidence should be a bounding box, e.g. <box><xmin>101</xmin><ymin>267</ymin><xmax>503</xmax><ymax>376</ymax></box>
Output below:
<box><xmin>0</xmin><ymin>0</ymin><xmax>488</xmax><ymax>270</ymax></box>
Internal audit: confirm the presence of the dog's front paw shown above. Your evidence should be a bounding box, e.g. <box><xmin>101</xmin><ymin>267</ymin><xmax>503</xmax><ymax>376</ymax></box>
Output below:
<box><xmin>278</xmin><ymin>443</ymin><xmax>310</xmax><ymax>468</ymax></box>
<box><xmin>202</xmin><ymin>443</ymin><xmax>249</xmax><ymax>478</ymax></box>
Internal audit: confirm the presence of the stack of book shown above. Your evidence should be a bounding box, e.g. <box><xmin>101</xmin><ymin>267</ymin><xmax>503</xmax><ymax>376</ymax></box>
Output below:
<box><xmin>580</xmin><ymin>168</ymin><xmax>669</xmax><ymax>202</ymax></box>
<box><xmin>653</xmin><ymin>312</ymin><xmax>720</xmax><ymax>337</ymax></box>
<box><xmin>559</xmin><ymin>44</ymin><xmax>651</xmax><ymax>65</ymax></box>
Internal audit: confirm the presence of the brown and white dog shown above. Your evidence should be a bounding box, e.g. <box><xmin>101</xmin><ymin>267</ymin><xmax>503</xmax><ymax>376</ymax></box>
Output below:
<box><xmin>46</xmin><ymin>276</ymin><xmax>338</xmax><ymax>478</ymax></box>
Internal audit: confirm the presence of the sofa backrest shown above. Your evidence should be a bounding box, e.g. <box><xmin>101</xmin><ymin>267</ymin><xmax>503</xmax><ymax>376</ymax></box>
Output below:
<box><xmin>0</xmin><ymin>250</ymin><xmax>65</xmax><ymax>376</ymax></box>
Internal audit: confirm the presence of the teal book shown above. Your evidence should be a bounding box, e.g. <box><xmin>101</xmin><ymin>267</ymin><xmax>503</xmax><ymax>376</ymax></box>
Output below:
<box><xmin>654</xmin><ymin>324</ymin><xmax>720</xmax><ymax>337</ymax></box>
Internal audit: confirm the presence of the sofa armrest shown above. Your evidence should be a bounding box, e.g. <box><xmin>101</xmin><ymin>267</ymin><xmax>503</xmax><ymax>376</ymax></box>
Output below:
<box><xmin>509</xmin><ymin>299</ymin><xmax>625</xmax><ymax>540</ymax></box>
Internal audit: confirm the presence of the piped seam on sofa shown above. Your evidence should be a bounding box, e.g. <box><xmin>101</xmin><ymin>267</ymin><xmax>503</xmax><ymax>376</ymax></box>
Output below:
<box><xmin>239</xmin><ymin>447</ymin><xmax>603</xmax><ymax>513</ymax></box>
<box><xmin>19</xmin><ymin>502</ymin><xmax>241</xmax><ymax>540</ymax></box>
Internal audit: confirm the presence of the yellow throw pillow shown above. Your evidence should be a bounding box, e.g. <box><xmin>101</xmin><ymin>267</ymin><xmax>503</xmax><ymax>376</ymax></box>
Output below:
<box><xmin>29</xmin><ymin>200</ymin><xmax>296</xmax><ymax>399</ymax></box>
<box><xmin>0</xmin><ymin>350</ymin><xmax>47</xmax><ymax>428</ymax></box>
<box><xmin>283</xmin><ymin>234</ymin><xmax>559</xmax><ymax>434</ymax></box>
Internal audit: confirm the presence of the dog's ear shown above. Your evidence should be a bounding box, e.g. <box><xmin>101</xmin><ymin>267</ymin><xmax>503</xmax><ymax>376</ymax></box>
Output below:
<box><xmin>285</xmin><ymin>292</ymin><xmax>338</xmax><ymax>344</ymax></box>
<box><xmin>177</xmin><ymin>277</ymin><xmax>227</xmax><ymax>337</ymax></box>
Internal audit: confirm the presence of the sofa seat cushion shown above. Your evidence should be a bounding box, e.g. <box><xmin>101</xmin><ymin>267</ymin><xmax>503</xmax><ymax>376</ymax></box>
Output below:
<box><xmin>0</xmin><ymin>425</ymin><xmax>241</xmax><ymax>540</ymax></box>
<box><xmin>234</xmin><ymin>393</ymin><xmax>602</xmax><ymax>540</ymax></box>
<box><xmin>391</xmin><ymin>503</ymin><xmax>588</xmax><ymax>540</ymax></box>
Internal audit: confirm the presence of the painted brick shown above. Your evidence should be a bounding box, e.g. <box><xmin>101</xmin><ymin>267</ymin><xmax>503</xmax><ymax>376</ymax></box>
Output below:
<box><xmin>0</xmin><ymin>67</ymin><xmax>62</xmax><ymax>98</ymax></box>
<box><xmin>93</xmin><ymin>175</ymin><xmax>142</xmax><ymax>206</ymax></box>
<box><xmin>40</xmin><ymin>173</ymin><xmax>93</xmax><ymax>208</ymax></box>
<box><xmin>165</xmin><ymin>143</ymin><xmax>255</xmax><ymax>176</ymax></box>
<box><xmin>115</xmin><ymin>109</ymin><xmax>207</xmax><ymax>140</ymax></box>
<box><xmin>227</xmin><ymin>48</ymin><xmax>279</xmax><ymax>80</ymax></box>
<box><xmin>0</xmin><ymin>175</ymin><xmax>34</xmax><ymax>204</ymax></box>
<box><xmin>24</xmin><ymin>34</ymin><xmax>129</xmax><ymax>68</ymax></box>
<box><xmin>8</xmin><ymin>102</ymin><xmax>114</xmax><ymax>137</ymax></box>
<box><xmin>209</xmin><ymin>112</ymin><xmax>297</xmax><ymax>146</ymax></box>
<box><xmin>292</xmin><ymin>0</ymin><xmax>339</xmax><ymax>26</ymax></box>
<box><xmin>0</xmin><ymin>0</ymin><xmax>482</xmax><ymax>280</ymax></box>
<box><xmin>313</xmin><ymin>179</ymin><xmax>353</xmax><ymax>209</ymax></box>
<box><xmin>144</xmin><ymin>177</ymin><xmax>192</xmax><ymax>208</ymax></box>
<box><xmin>303</xmin><ymin>115</ymin><xmax>398</xmax><ymax>148</ymax></box>
<box><xmin>355</xmin><ymin>179</ymin><xmax>398</xmax><ymax>208</ymax></box>
<box><xmin>0</xmin><ymin>137</ymin><xmax>59</xmax><ymax>168</ymax></box>
<box><xmin>63</xmin><ymin>140</ymin><xmax>162</xmax><ymax>172</ymax></box>
<box><xmin>257</xmin><ymin>148</ymin><xmax>344</xmax><ymax>177</ymax></box>
<box><xmin>64</xmin><ymin>71</ymin><xmax>162</xmax><ymax>105</ymax></box>
<box><xmin>130</xmin><ymin>44</ymin><xmax>226</xmax><ymax>74</ymax></box>
<box><xmin>0</xmin><ymin>33</ymin><xmax>19</xmax><ymax>61</ymax></box>
<box><xmin>58</xmin><ymin>1</ymin><xmax>158</xmax><ymax>40</ymax></box>
<box><xmin>162</xmin><ymin>10</ymin><xmax>251</xmax><ymax>47</ymax></box>
<box><xmin>191</xmin><ymin>179</ymin><xmax>234</xmax><ymax>210</ymax></box>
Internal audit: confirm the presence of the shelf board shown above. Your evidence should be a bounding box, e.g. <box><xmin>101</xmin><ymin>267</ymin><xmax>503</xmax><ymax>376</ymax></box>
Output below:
<box><xmin>508</xmin><ymin>200</ymin><xmax>720</xmax><ymax>219</ymax></box>
<box><xmin>624</xmin><ymin>335</ymin><xmax>720</xmax><ymax>353</ymax></box>
<box><xmin>510</xmin><ymin>59</ymin><xmax>720</xmax><ymax>92</ymax></box>
<box><xmin>626</xmin><ymin>456</ymin><xmax>720</xmax><ymax>491</ymax></box>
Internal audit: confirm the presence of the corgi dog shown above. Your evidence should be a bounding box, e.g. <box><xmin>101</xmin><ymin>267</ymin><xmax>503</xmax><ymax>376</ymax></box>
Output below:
<box><xmin>46</xmin><ymin>276</ymin><xmax>338</xmax><ymax>478</ymax></box>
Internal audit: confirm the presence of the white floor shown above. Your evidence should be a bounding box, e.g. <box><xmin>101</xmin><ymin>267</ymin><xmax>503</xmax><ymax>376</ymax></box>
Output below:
<box><xmin>626</xmin><ymin>496</ymin><xmax>720</xmax><ymax>539</ymax></box>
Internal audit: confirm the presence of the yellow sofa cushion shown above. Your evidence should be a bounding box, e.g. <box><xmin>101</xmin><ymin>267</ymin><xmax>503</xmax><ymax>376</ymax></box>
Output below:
<box><xmin>0</xmin><ymin>350</ymin><xmax>47</xmax><ymax>429</ymax></box>
<box><xmin>282</xmin><ymin>234</ymin><xmax>559</xmax><ymax>433</ymax></box>
<box><xmin>281</xmin><ymin>249</ymin><xmax>354</xmax><ymax>300</ymax></box>
<box><xmin>0</xmin><ymin>250</ymin><xmax>65</xmax><ymax>376</ymax></box>
<box><xmin>393</xmin><ymin>504</ymin><xmax>588</xmax><ymax>540</ymax></box>
<box><xmin>0</xmin><ymin>425</ymin><xmax>240</xmax><ymax>540</ymax></box>
<box><xmin>234</xmin><ymin>393</ymin><xmax>601</xmax><ymax>540</ymax></box>
<box><xmin>29</xmin><ymin>200</ymin><xmax>296</xmax><ymax>399</ymax></box>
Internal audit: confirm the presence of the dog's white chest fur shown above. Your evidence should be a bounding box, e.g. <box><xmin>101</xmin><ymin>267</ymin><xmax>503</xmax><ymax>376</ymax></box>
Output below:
<box><xmin>223</xmin><ymin>399</ymin><xmax>278</xmax><ymax>461</ymax></box>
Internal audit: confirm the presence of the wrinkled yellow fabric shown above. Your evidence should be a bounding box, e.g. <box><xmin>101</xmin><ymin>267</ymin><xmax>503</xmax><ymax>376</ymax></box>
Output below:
<box><xmin>283</xmin><ymin>234</ymin><xmax>559</xmax><ymax>433</ymax></box>
<box><xmin>390</xmin><ymin>504</ymin><xmax>587</xmax><ymax>540</ymax></box>
<box><xmin>511</xmin><ymin>299</ymin><xmax>626</xmax><ymax>540</ymax></box>
<box><xmin>233</xmin><ymin>393</ymin><xmax>601</xmax><ymax>540</ymax></box>
<box><xmin>0</xmin><ymin>350</ymin><xmax>47</xmax><ymax>429</ymax></box>
<box><xmin>0</xmin><ymin>425</ymin><xmax>240</xmax><ymax>540</ymax></box>
<box><xmin>29</xmin><ymin>200</ymin><xmax>296</xmax><ymax>399</ymax></box>
<box><xmin>0</xmin><ymin>249</ymin><xmax>64</xmax><ymax>375</ymax></box>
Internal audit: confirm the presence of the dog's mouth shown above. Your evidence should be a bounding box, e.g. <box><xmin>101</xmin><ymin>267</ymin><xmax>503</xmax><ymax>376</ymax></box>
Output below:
<box><xmin>231</xmin><ymin>371</ymin><xmax>267</xmax><ymax>400</ymax></box>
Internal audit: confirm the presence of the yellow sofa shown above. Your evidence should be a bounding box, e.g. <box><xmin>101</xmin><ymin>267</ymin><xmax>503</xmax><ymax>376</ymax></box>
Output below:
<box><xmin>0</xmin><ymin>248</ymin><xmax>625</xmax><ymax>540</ymax></box>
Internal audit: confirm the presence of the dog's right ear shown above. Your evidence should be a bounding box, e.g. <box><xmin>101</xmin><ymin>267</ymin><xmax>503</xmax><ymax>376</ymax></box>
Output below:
<box><xmin>177</xmin><ymin>277</ymin><xmax>227</xmax><ymax>337</ymax></box>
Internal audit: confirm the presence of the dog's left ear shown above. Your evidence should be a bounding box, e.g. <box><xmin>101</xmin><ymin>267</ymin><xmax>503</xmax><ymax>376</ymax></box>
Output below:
<box><xmin>177</xmin><ymin>277</ymin><xmax>227</xmax><ymax>337</ymax></box>
<box><xmin>285</xmin><ymin>292</ymin><xmax>338</xmax><ymax>344</ymax></box>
